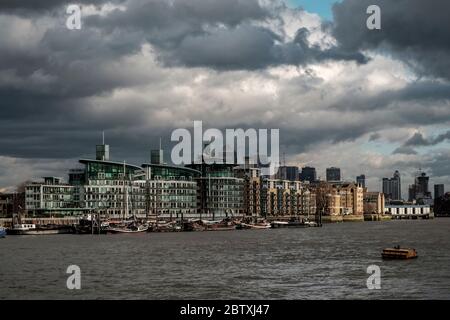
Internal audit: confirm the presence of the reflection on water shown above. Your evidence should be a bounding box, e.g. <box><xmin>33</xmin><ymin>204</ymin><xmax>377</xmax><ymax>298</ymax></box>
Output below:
<box><xmin>1</xmin><ymin>219</ymin><xmax>450</xmax><ymax>299</ymax></box>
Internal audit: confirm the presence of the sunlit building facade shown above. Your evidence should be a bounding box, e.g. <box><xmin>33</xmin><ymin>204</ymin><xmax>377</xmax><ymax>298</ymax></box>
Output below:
<box><xmin>142</xmin><ymin>163</ymin><xmax>199</xmax><ymax>219</ymax></box>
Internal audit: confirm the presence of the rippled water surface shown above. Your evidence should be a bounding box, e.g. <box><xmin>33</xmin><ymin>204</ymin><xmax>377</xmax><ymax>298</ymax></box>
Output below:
<box><xmin>1</xmin><ymin>219</ymin><xmax>450</xmax><ymax>299</ymax></box>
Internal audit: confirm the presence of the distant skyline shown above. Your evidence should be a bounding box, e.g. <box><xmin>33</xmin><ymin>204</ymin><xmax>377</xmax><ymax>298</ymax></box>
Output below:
<box><xmin>0</xmin><ymin>0</ymin><xmax>449</xmax><ymax>195</ymax></box>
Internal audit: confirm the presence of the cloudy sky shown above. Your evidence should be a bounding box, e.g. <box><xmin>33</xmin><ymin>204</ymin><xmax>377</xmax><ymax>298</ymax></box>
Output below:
<box><xmin>0</xmin><ymin>0</ymin><xmax>449</xmax><ymax>197</ymax></box>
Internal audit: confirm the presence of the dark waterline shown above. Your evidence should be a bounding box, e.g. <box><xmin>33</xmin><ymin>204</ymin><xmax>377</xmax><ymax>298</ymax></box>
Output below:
<box><xmin>1</xmin><ymin>219</ymin><xmax>450</xmax><ymax>300</ymax></box>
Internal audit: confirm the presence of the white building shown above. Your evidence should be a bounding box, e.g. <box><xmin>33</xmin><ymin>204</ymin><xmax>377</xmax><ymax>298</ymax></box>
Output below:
<box><xmin>386</xmin><ymin>204</ymin><xmax>431</xmax><ymax>216</ymax></box>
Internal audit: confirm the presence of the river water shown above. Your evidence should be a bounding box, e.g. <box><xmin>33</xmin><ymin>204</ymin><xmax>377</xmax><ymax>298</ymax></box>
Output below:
<box><xmin>1</xmin><ymin>219</ymin><xmax>449</xmax><ymax>299</ymax></box>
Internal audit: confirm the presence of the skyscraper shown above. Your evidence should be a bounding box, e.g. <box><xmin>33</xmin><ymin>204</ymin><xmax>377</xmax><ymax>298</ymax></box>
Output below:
<box><xmin>382</xmin><ymin>170</ymin><xmax>401</xmax><ymax>201</ymax></box>
<box><xmin>326</xmin><ymin>167</ymin><xmax>341</xmax><ymax>182</ymax></box>
<box><xmin>285</xmin><ymin>166</ymin><xmax>299</xmax><ymax>181</ymax></box>
<box><xmin>356</xmin><ymin>174</ymin><xmax>366</xmax><ymax>188</ymax></box>
<box><xmin>435</xmin><ymin>184</ymin><xmax>445</xmax><ymax>200</ymax></box>
<box><xmin>300</xmin><ymin>167</ymin><xmax>317</xmax><ymax>183</ymax></box>
<box><xmin>276</xmin><ymin>166</ymin><xmax>299</xmax><ymax>181</ymax></box>
<box><xmin>408</xmin><ymin>172</ymin><xmax>432</xmax><ymax>203</ymax></box>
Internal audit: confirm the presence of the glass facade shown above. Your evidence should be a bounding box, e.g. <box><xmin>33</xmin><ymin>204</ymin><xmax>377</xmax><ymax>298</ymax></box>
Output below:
<box><xmin>83</xmin><ymin>160</ymin><xmax>141</xmax><ymax>181</ymax></box>
<box><xmin>187</xmin><ymin>163</ymin><xmax>245</xmax><ymax>216</ymax></box>
<box><xmin>142</xmin><ymin>164</ymin><xmax>200</xmax><ymax>217</ymax></box>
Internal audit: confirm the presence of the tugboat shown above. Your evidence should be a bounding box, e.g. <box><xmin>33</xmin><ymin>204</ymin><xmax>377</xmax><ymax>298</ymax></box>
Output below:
<box><xmin>382</xmin><ymin>246</ymin><xmax>418</xmax><ymax>259</ymax></box>
<box><xmin>0</xmin><ymin>226</ymin><xmax>6</xmax><ymax>238</ymax></box>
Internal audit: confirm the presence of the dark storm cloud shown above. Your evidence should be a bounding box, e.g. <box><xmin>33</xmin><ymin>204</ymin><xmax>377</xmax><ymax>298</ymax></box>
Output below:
<box><xmin>0</xmin><ymin>0</ymin><xmax>372</xmax><ymax>161</ymax></box>
<box><xmin>369</xmin><ymin>133</ymin><xmax>381</xmax><ymax>142</ymax></box>
<box><xmin>87</xmin><ymin>0</ymin><xmax>270</xmax><ymax>41</ymax></box>
<box><xmin>0</xmin><ymin>0</ymin><xmax>124</xmax><ymax>13</ymax></box>
<box><xmin>404</xmin><ymin>131</ymin><xmax>450</xmax><ymax>147</ymax></box>
<box><xmin>85</xmin><ymin>1</ymin><xmax>366</xmax><ymax>70</ymax></box>
<box><xmin>164</xmin><ymin>26</ymin><xmax>367</xmax><ymax>70</ymax></box>
<box><xmin>0</xmin><ymin>0</ymin><xmax>449</xmax><ymax>181</ymax></box>
<box><xmin>332</xmin><ymin>0</ymin><xmax>450</xmax><ymax>80</ymax></box>
<box><xmin>392</xmin><ymin>146</ymin><xmax>418</xmax><ymax>155</ymax></box>
<box><xmin>391</xmin><ymin>130</ymin><xmax>450</xmax><ymax>155</ymax></box>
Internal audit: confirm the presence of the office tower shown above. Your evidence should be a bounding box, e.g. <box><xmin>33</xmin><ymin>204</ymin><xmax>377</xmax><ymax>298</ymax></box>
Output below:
<box><xmin>326</xmin><ymin>167</ymin><xmax>341</xmax><ymax>182</ymax></box>
<box><xmin>382</xmin><ymin>170</ymin><xmax>401</xmax><ymax>201</ymax></box>
<box><xmin>356</xmin><ymin>174</ymin><xmax>366</xmax><ymax>188</ymax></box>
<box><xmin>300</xmin><ymin>167</ymin><xmax>317</xmax><ymax>183</ymax></box>
<box><xmin>276</xmin><ymin>166</ymin><xmax>299</xmax><ymax>181</ymax></box>
<box><xmin>435</xmin><ymin>184</ymin><xmax>445</xmax><ymax>200</ymax></box>
<box><xmin>408</xmin><ymin>172</ymin><xmax>432</xmax><ymax>202</ymax></box>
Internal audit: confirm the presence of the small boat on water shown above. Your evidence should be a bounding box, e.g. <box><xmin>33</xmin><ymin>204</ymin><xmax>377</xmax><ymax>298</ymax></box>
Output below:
<box><xmin>107</xmin><ymin>222</ymin><xmax>148</xmax><ymax>234</ymax></box>
<box><xmin>206</xmin><ymin>224</ymin><xmax>236</xmax><ymax>231</ymax></box>
<box><xmin>202</xmin><ymin>219</ymin><xmax>236</xmax><ymax>231</ymax></box>
<box><xmin>304</xmin><ymin>221</ymin><xmax>319</xmax><ymax>227</ymax></box>
<box><xmin>238</xmin><ymin>221</ymin><xmax>271</xmax><ymax>230</ymax></box>
<box><xmin>382</xmin><ymin>246</ymin><xmax>418</xmax><ymax>259</ymax></box>
<box><xmin>271</xmin><ymin>220</ymin><xmax>308</xmax><ymax>228</ymax></box>
<box><xmin>0</xmin><ymin>227</ymin><xmax>6</xmax><ymax>238</ymax></box>
<box><xmin>6</xmin><ymin>223</ymin><xmax>74</xmax><ymax>235</ymax></box>
<box><xmin>153</xmin><ymin>220</ymin><xmax>179</xmax><ymax>232</ymax></box>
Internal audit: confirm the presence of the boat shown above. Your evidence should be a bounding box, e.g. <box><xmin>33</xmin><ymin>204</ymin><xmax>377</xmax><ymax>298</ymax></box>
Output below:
<box><xmin>382</xmin><ymin>246</ymin><xmax>418</xmax><ymax>259</ymax></box>
<box><xmin>203</xmin><ymin>219</ymin><xmax>236</xmax><ymax>231</ymax></box>
<box><xmin>271</xmin><ymin>219</ymin><xmax>309</xmax><ymax>228</ymax></box>
<box><xmin>206</xmin><ymin>224</ymin><xmax>236</xmax><ymax>231</ymax></box>
<box><xmin>74</xmin><ymin>215</ymin><xmax>109</xmax><ymax>234</ymax></box>
<box><xmin>238</xmin><ymin>221</ymin><xmax>271</xmax><ymax>230</ymax></box>
<box><xmin>107</xmin><ymin>222</ymin><xmax>149</xmax><ymax>234</ymax></box>
<box><xmin>304</xmin><ymin>221</ymin><xmax>319</xmax><ymax>227</ymax></box>
<box><xmin>270</xmin><ymin>221</ymin><xmax>289</xmax><ymax>228</ymax></box>
<box><xmin>182</xmin><ymin>220</ymin><xmax>206</xmax><ymax>232</ymax></box>
<box><xmin>0</xmin><ymin>227</ymin><xmax>6</xmax><ymax>238</ymax></box>
<box><xmin>6</xmin><ymin>223</ymin><xmax>74</xmax><ymax>235</ymax></box>
<box><xmin>149</xmin><ymin>220</ymin><xmax>182</xmax><ymax>232</ymax></box>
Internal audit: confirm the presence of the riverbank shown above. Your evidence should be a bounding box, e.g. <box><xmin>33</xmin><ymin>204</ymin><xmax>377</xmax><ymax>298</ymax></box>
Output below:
<box><xmin>0</xmin><ymin>213</ymin><xmax>434</xmax><ymax>228</ymax></box>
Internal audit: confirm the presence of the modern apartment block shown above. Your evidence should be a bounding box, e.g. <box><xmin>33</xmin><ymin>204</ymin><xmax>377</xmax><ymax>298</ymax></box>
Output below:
<box><xmin>25</xmin><ymin>177</ymin><xmax>83</xmax><ymax>216</ymax></box>
<box><xmin>19</xmin><ymin>142</ymin><xmax>385</xmax><ymax>221</ymax></box>
<box><xmin>187</xmin><ymin>163</ymin><xmax>245</xmax><ymax>218</ymax></box>
<box><xmin>142</xmin><ymin>163</ymin><xmax>199</xmax><ymax>219</ymax></box>
<box><xmin>77</xmin><ymin>159</ymin><xmax>146</xmax><ymax>217</ymax></box>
